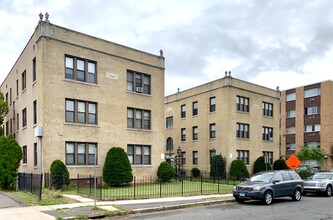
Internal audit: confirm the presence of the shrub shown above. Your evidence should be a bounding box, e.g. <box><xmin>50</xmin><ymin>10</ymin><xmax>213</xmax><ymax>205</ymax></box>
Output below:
<box><xmin>229</xmin><ymin>160</ymin><xmax>249</xmax><ymax>180</ymax></box>
<box><xmin>296</xmin><ymin>165</ymin><xmax>315</xmax><ymax>179</ymax></box>
<box><xmin>273</xmin><ymin>159</ymin><xmax>289</xmax><ymax>170</ymax></box>
<box><xmin>191</xmin><ymin>167</ymin><xmax>201</xmax><ymax>177</ymax></box>
<box><xmin>210</xmin><ymin>155</ymin><xmax>226</xmax><ymax>178</ymax></box>
<box><xmin>103</xmin><ymin>147</ymin><xmax>133</xmax><ymax>186</ymax></box>
<box><xmin>50</xmin><ymin>160</ymin><xmax>70</xmax><ymax>190</ymax></box>
<box><xmin>253</xmin><ymin>156</ymin><xmax>272</xmax><ymax>174</ymax></box>
<box><xmin>0</xmin><ymin>135</ymin><xmax>22</xmax><ymax>189</ymax></box>
<box><xmin>157</xmin><ymin>162</ymin><xmax>176</xmax><ymax>182</ymax></box>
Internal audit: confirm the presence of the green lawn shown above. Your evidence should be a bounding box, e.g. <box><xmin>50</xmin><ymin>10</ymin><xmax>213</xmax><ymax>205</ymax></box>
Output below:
<box><xmin>68</xmin><ymin>179</ymin><xmax>235</xmax><ymax>200</ymax></box>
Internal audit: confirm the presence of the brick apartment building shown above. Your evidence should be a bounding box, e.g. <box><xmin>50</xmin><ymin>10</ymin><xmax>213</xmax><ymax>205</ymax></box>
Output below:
<box><xmin>0</xmin><ymin>14</ymin><xmax>165</xmax><ymax>178</ymax></box>
<box><xmin>164</xmin><ymin>72</ymin><xmax>281</xmax><ymax>175</ymax></box>
<box><xmin>281</xmin><ymin>81</ymin><xmax>333</xmax><ymax>170</ymax></box>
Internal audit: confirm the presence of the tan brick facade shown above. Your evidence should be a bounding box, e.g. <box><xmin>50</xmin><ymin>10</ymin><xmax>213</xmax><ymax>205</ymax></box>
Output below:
<box><xmin>281</xmin><ymin>81</ymin><xmax>333</xmax><ymax>170</ymax></box>
<box><xmin>165</xmin><ymin>74</ymin><xmax>280</xmax><ymax>175</ymax></box>
<box><xmin>1</xmin><ymin>19</ymin><xmax>165</xmax><ymax>178</ymax></box>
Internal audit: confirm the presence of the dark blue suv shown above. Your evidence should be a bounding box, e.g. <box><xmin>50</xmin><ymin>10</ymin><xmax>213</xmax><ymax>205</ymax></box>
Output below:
<box><xmin>233</xmin><ymin>170</ymin><xmax>304</xmax><ymax>205</ymax></box>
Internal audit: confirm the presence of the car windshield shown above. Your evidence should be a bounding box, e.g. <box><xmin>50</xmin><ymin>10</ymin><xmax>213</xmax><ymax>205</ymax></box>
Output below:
<box><xmin>312</xmin><ymin>174</ymin><xmax>333</xmax><ymax>180</ymax></box>
<box><xmin>250</xmin><ymin>173</ymin><xmax>274</xmax><ymax>182</ymax></box>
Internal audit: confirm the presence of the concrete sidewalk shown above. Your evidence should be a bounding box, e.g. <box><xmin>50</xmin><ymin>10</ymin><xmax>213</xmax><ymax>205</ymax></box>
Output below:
<box><xmin>36</xmin><ymin>193</ymin><xmax>235</xmax><ymax>219</ymax></box>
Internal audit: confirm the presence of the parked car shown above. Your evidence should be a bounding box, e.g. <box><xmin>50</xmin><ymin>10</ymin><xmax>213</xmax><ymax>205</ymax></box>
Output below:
<box><xmin>233</xmin><ymin>170</ymin><xmax>304</xmax><ymax>205</ymax></box>
<box><xmin>303</xmin><ymin>172</ymin><xmax>333</xmax><ymax>197</ymax></box>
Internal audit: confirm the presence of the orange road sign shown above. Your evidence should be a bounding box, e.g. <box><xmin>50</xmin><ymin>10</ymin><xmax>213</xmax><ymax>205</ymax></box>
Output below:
<box><xmin>286</xmin><ymin>154</ymin><xmax>301</xmax><ymax>171</ymax></box>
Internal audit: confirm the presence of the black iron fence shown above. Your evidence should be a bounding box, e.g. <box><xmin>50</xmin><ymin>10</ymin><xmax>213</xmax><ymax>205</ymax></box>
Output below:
<box><xmin>74</xmin><ymin>173</ymin><xmax>246</xmax><ymax>200</ymax></box>
<box><xmin>17</xmin><ymin>172</ymin><xmax>43</xmax><ymax>200</ymax></box>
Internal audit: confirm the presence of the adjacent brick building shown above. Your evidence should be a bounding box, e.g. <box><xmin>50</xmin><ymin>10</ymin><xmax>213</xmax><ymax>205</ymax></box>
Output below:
<box><xmin>281</xmin><ymin>81</ymin><xmax>333</xmax><ymax>170</ymax></box>
<box><xmin>164</xmin><ymin>73</ymin><xmax>281</xmax><ymax>175</ymax></box>
<box><xmin>0</xmin><ymin>14</ymin><xmax>165</xmax><ymax>178</ymax></box>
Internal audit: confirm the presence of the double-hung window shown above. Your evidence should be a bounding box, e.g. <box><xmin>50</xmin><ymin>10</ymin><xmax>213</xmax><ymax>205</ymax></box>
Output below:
<box><xmin>192</xmin><ymin>101</ymin><xmax>198</xmax><ymax>116</ymax></box>
<box><xmin>166</xmin><ymin>116</ymin><xmax>173</xmax><ymax>128</ymax></box>
<box><xmin>193</xmin><ymin>151</ymin><xmax>198</xmax><ymax>165</ymax></box>
<box><xmin>305</xmin><ymin>124</ymin><xmax>320</xmax><ymax>132</ymax></box>
<box><xmin>236</xmin><ymin>96</ymin><xmax>249</xmax><ymax>112</ymax></box>
<box><xmin>236</xmin><ymin>123</ymin><xmax>249</xmax><ymax>139</ymax></box>
<box><xmin>126</xmin><ymin>70</ymin><xmax>151</xmax><ymax>94</ymax></box>
<box><xmin>66</xmin><ymin>142</ymin><xmax>97</xmax><ymax>165</ymax></box>
<box><xmin>22</xmin><ymin>70</ymin><xmax>26</xmax><ymax>91</ymax></box>
<box><xmin>210</xmin><ymin>97</ymin><xmax>216</xmax><ymax>112</ymax></box>
<box><xmin>210</xmin><ymin>123</ymin><xmax>216</xmax><ymax>138</ymax></box>
<box><xmin>262</xmin><ymin>102</ymin><xmax>273</xmax><ymax>117</ymax></box>
<box><xmin>263</xmin><ymin>151</ymin><xmax>273</xmax><ymax>164</ymax></box>
<box><xmin>181</xmin><ymin>128</ymin><xmax>186</xmax><ymax>141</ymax></box>
<box><xmin>181</xmin><ymin>104</ymin><xmax>186</xmax><ymax>118</ymax></box>
<box><xmin>262</xmin><ymin>127</ymin><xmax>273</xmax><ymax>141</ymax></box>
<box><xmin>65</xmin><ymin>55</ymin><xmax>97</xmax><ymax>84</ymax></box>
<box><xmin>127</xmin><ymin>145</ymin><xmax>151</xmax><ymax>165</ymax></box>
<box><xmin>22</xmin><ymin>108</ymin><xmax>27</xmax><ymax>128</ymax></box>
<box><xmin>127</xmin><ymin>108</ymin><xmax>151</xmax><ymax>130</ymax></box>
<box><xmin>236</xmin><ymin>150</ymin><xmax>249</xmax><ymax>165</ymax></box>
<box><xmin>192</xmin><ymin>126</ymin><xmax>198</xmax><ymax>140</ymax></box>
<box><xmin>65</xmin><ymin>99</ymin><xmax>97</xmax><ymax>125</ymax></box>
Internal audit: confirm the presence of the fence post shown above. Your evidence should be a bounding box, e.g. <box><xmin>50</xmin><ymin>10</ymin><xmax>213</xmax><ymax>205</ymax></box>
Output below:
<box><xmin>30</xmin><ymin>172</ymin><xmax>33</xmax><ymax>193</ymax></box>
<box><xmin>181</xmin><ymin>175</ymin><xmax>184</xmax><ymax>196</ymax></box>
<box><xmin>100</xmin><ymin>176</ymin><xmax>102</xmax><ymax>200</ymax></box>
<box><xmin>200</xmin><ymin>175</ymin><xmax>203</xmax><ymax>195</ymax></box>
<box><xmin>39</xmin><ymin>173</ymin><xmax>43</xmax><ymax>201</ymax></box>
<box><xmin>218</xmin><ymin>176</ymin><xmax>220</xmax><ymax>194</ymax></box>
<box><xmin>89</xmin><ymin>174</ymin><xmax>92</xmax><ymax>196</ymax></box>
<box><xmin>133</xmin><ymin>176</ymin><xmax>136</xmax><ymax>199</ymax></box>
<box><xmin>77</xmin><ymin>173</ymin><xmax>79</xmax><ymax>194</ymax></box>
<box><xmin>160</xmin><ymin>178</ymin><xmax>162</xmax><ymax>198</ymax></box>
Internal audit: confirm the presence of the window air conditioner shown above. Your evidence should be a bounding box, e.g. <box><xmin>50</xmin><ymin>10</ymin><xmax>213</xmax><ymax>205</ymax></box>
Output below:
<box><xmin>136</xmin><ymin>87</ymin><xmax>143</xmax><ymax>93</ymax></box>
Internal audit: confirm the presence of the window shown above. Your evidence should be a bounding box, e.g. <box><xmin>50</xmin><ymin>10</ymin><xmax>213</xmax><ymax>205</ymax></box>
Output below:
<box><xmin>5</xmin><ymin>93</ymin><xmax>8</xmax><ymax>103</ymax></box>
<box><xmin>209</xmin><ymin>150</ymin><xmax>215</xmax><ymax>164</ymax></box>
<box><xmin>65</xmin><ymin>142</ymin><xmax>97</xmax><ymax>165</ymax></box>
<box><xmin>22</xmin><ymin>70</ymin><xmax>26</xmax><ymax>91</ymax></box>
<box><xmin>286</xmin><ymin>92</ymin><xmax>296</xmax><ymax>101</ymax></box>
<box><xmin>22</xmin><ymin>108</ymin><xmax>27</xmax><ymax>128</ymax></box>
<box><xmin>127</xmin><ymin>145</ymin><xmax>151</xmax><ymax>165</ymax></box>
<box><xmin>65</xmin><ymin>55</ymin><xmax>97</xmax><ymax>84</ymax></box>
<box><xmin>33</xmin><ymin>100</ymin><xmax>37</xmax><ymax>125</ymax></box>
<box><xmin>286</xmin><ymin>110</ymin><xmax>296</xmax><ymax>118</ymax></box>
<box><xmin>286</xmin><ymin>126</ymin><xmax>295</xmax><ymax>134</ymax></box>
<box><xmin>236</xmin><ymin>150</ymin><xmax>249</xmax><ymax>165</ymax></box>
<box><xmin>181</xmin><ymin>104</ymin><xmax>186</xmax><ymax>118</ymax></box>
<box><xmin>9</xmin><ymin>88</ymin><xmax>12</xmax><ymax>105</ymax></box>
<box><xmin>210</xmin><ymin>123</ymin><xmax>216</xmax><ymax>138</ymax></box>
<box><xmin>181</xmin><ymin>152</ymin><xmax>186</xmax><ymax>165</ymax></box>
<box><xmin>192</xmin><ymin>126</ymin><xmax>198</xmax><ymax>140</ymax></box>
<box><xmin>263</xmin><ymin>151</ymin><xmax>273</xmax><ymax>164</ymax></box>
<box><xmin>305</xmin><ymin>142</ymin><xmax>320</xmax><ymax>148</ymax></box>
<box><xmin>236</xmin><ymin>96</ymin><xmax>249</xmax><ymax>112</ymax></box>
<box><xmin>192</xmin><ymin>101</ymin><xmax>198</xmax><ymax>116</ymax></box>
<box><xmin>22</xmin><ymin>145</ymin><xmax>27</xmax><ymax>164</ymax></box>
<box><xmin>16</xmin><ymin>79</ymin><xmax>19</xmax><ymax>96</ymax></box>
<box><xmin>210</xmin><ymin>97</ymin><xmax>216</xmax><ymax>112</ymax></box>
<box><xmin>193</xmin><ymin>151</ymin><xmax>198</xmax><ymax>165</ymax></box>
<box><xmin>305</xmin><ymin>124</ymin><xmax>320</xmax><ymax>132</ymax></box>
<box><xmin>304</xmin><ymin>88</ymin><xmax>320</xmax><ymax>98</ymax></box>
<box><xmin>262</xmin><ymin>127</ymin><xmax>273</xmax><ymax>141</ymax></box>
<box><xmin>127</xmin><ymin>108</ymin><xmax>151</xmax><ymax>129</ymax></box>
<box><xmin>262</xmin><ymin>102</ymin><xmax>273</xmax><ymax>117</ymax></box>
<box><xmin>126</xmin><ymin>70</ymin><xmax>151</xmax><ymax>94</ymax></box>
<box><xmin>236</xmin><ymin>123</ymin><xmax>249</xmax><ymax>139</ymax></box>
<box><xmin>181</xmin><ymin>128</ymin><xmax>186</xmax><ymax>141</ymax></box>
<box><xmin>286</xmin><ymin>143</ymin><xmax>295</xmax><ymax>150</ymax></box>
<box><xmin>16</xmin><ymin>113</ymin><xmax>19</xmax><ymax>130</ymax></box>
<box><xmin>166</xmin><ymin>116</ymin><xmax>173</xmax><ymax>128</ymax></box>
<box><xmin>34</xmin><ymin>143</ymin><xmax>37</xmax><ymax>166</ymax></box>
<box><xmin>5</xmin><ymin>121</ymin><xmax>8</xmax><ymax>136</ymax></box>
<box><xmin>65</xmin><ymin>99</ymin><xmax>97</xmax><ymax>125</ymax></box>
<box><xmin>32</xmin><ymin>57</ymin><xmax>36</xmax><ymax>82</ymax></box>
<box><xmin>305</xmin><ymin>106</ymin><xmax>320</xmax><ymax>115</ymax></box>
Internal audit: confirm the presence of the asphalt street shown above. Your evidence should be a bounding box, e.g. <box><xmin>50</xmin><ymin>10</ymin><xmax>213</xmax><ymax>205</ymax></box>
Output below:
<box><xmin>0</xmin><ymin>191</ymin><xmax>23</xmax><ymax>209</ymax></box>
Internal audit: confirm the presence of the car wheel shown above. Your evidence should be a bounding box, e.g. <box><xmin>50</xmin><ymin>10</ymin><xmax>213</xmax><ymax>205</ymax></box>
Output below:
<box><xmin>292</xmin><ymin>188</ymin><xmax>302</xmax><ymax>201</ymax></box>
<box><xmin>263</xmin><ymin>191</ymin><xmax>273</xmax><ymax>205</ymax></box>
<box><xmin>235</xmin><ymin>197</ymin><xmax>245</xmax><ymax>203</ymax></box>
<box><xmin>325</xmin><ymin>185</ymin><xmax>332</xmax><ymax>197</ymax></box>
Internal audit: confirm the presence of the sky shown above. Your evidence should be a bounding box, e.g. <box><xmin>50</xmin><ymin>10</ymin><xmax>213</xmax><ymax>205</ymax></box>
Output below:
<box><xmin>0</xmin><ymin>0</ymin><xmax>332</xmax><ymax>96</ymax></box>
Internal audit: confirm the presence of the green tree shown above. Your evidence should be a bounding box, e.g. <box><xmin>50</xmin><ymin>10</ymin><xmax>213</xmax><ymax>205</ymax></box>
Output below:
<box><xmin>229</xmin><ymin>160</ymin><xmax>249</xmax><ymax>180</ymax></box>
<box><xmin>0</xmin><ymin>135</ymin><xmax>22</xmax><ymax>189</ymax></box>
<box><xmin>296</xmin><ymin>145</ymin><xmax>325</xmax><ymax>162</ymax></box>
<box><xmin>210</xmin><ymin>154</ymin><xmax>226</xmax><ymax>178</ymax></box>
<box><xmin>253</xmin><ymin>156</ymin><xmax>272</xmax><ymax>174</ymax></box>
<box><xmin>157</xmin><ymin>162</ymin><xmax>176</xmax><ymax>182</ymax></box>
<box><xmin>103</xmin><ymin>147</ymin><xmax>133</xmax><ymax>186</ymax></box>
<box><xmin>191</xmin><ymin>167</ymin><xmax>201</xmax><ymax>177</ymax></box>
<box><xmin>273</xmin><ymin>159</ymin><xmax>289</xmax><ymax>170</ymax></box>
<box><xmin>0</xmin><ymin>92</ymin><xmax>9</xmax><ymax>136</ymax></box>
<box><xmin>50</xmin><ymin>160</ymin><xmax>70</xmax><ymax>190</ymax></box>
